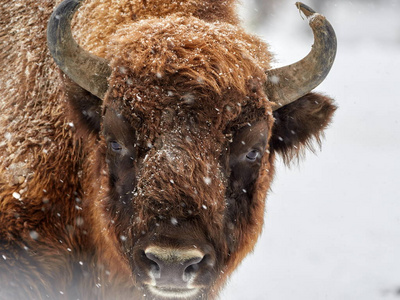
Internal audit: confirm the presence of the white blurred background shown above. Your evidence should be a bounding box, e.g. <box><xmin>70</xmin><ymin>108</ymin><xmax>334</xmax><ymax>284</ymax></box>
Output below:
<box><xmin>223</xmin><ymin>1</ymin><xmax>400</xmax><ymax>299</ymax></box>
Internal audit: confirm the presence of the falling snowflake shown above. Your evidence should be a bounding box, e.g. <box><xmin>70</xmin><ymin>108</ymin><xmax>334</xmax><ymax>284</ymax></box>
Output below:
<box><xmin>171</xmin><ymin>217</ymin><xmax>178</xmax><ymax>225</ymax></box>
<box><xmin>29</xmin><ymin>230</ymin><xmax>39</xmax><ymax>240</ymax></box>
<box><xmin>12</xmin><ymin>192</ymin><xmax>21</xmax><ymax>200</ymax></box>
<box><xmin>203</xmin><ymin>177</ymin><xmax>212</xmax><ymax>185</ymax></box>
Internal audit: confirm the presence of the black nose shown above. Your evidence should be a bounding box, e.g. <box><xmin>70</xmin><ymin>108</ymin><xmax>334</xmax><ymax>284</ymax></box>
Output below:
<box><xmin>142</xmin><ymin>246</ymin><xmax>213</xmax><ymax>287</ymax></box>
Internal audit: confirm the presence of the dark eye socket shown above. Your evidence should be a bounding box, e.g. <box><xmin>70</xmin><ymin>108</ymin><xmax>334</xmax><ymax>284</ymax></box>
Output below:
<box><xmin>246</xmin><ymin>149</ymin><xmax>260</xmax><ymax>162</ymax></box>
<box><xmin>110</xmin><ymin>141</ymin><xmax>123</xmax><ymax>152</ymax></box>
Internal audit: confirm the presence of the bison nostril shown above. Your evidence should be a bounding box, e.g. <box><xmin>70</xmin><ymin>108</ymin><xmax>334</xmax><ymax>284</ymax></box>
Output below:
<box><xmin>184</xmin><ymin>253</ymin><xmax>217</xmax><ymax>283</ymax></box>
<box><xmin>143</xmin><ymin>251</ymin><xmax>161</xmax><ymax>278</ymax></box>
<box><xmin>184</xmin><ymin>262</ymin><xmax>199</xmax><ymax>275</ymax></box>
<box><xmin>182</xmin><ymin>256</ymin><xmax>203</xmax><ymax>282</ymax></box>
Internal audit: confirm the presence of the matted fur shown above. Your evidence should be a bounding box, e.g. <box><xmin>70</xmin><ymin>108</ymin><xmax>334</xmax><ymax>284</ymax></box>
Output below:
<box><xmin>0</xmin><ymin>0</ymin><xmax>336</xmax><ymax>299</ymax></box>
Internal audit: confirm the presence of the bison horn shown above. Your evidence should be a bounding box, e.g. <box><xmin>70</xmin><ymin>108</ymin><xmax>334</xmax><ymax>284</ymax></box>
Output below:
<box><xmin>47</xmin><ymin>0</ymin><xmax>111</xmax><ymax>99</ymax></box>
<box><xmin>265</xmin><ymin>2</ymin><xmax>337</xmax><ymax>110</ymax></box>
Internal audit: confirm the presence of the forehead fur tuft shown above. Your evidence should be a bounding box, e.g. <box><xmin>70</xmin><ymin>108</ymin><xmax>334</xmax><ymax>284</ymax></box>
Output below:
<box><xmin>107</xmin><ymin>16</ymin><xmax>271</xmax><ymax>90</ymax></box>
<box><xmin>103</xmin><ymin>16</ymin><xmax>272</xmax><ymax>132</ymax></box>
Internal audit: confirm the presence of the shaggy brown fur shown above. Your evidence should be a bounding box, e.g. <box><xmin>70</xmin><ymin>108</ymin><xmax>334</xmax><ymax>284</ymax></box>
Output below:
<box><xmin>0</xmin><ymin>0</ymin><xmax>336</xmax><ymax>299</ymax></box>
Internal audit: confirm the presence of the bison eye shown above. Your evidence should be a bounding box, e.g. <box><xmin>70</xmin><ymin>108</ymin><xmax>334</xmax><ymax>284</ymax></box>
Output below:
<box><xmin>110</xmin><ymin>141</ymin><xmax>123</xmax><ymax>152</ymax></box>
<box><xmin>245</xmin><ymin>149</ymin><xmax>260</xmax><ymax>162</ymax></box>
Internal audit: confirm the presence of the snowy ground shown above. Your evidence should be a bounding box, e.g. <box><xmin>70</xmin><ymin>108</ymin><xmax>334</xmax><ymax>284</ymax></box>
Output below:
<box><xmin>223</xmin><ymin>1</ymin><xmax>400</xmax><ymax>299</ymax></box>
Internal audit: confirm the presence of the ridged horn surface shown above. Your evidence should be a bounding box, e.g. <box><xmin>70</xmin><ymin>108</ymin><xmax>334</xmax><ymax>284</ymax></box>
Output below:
<box><xmin>266</xmin><ymin>2</ymin><xmax>337</xmax><ymax>110</ymax></box>
<box><xmin>47</xmin><ymin>0</ymin><xmax>111</xmax><ymax>99</ymax></box>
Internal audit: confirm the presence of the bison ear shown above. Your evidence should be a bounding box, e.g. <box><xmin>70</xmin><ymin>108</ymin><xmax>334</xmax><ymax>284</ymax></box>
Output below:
<box><xmin>269</xmin><ymin>92</ymin><xmax>337</xmax><ymax>164</ymax></box>
<box><xmin>64</xmin><ymin>79</ymin><xmax>103</xmax><ymax>135</ymax></box>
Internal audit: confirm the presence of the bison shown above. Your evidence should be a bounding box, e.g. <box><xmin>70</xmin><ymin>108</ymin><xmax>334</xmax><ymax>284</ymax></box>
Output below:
<box><xmin>0</xmin><ymin>0</ymin><xmax>337</xmax><ymax>299</ymax></box>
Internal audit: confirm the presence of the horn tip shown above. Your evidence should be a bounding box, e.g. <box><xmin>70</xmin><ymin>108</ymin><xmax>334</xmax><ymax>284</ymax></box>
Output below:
<box><xmin>295</xmin><ymin>2</ymin><xmax>317</xmax><ymax>17</ymax></box>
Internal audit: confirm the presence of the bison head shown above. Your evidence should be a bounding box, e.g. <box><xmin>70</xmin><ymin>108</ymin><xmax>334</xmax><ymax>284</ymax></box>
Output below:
<box><xmin>48</xmin><ymin>1</ymin><xmax>336</xmax><ymax>299</ymax></box>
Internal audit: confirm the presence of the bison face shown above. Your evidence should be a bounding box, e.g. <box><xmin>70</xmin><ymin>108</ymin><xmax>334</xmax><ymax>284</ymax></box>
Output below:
<box><xmin>97</xmin><ymin>98</ymin><xmax>274</xmax><ymax>298</ymax></box>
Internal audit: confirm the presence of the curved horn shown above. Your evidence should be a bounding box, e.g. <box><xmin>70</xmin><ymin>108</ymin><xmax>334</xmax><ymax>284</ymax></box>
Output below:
<box><xmin>47</xmin><ymin>0</ymin><xmax>111</xmax><ymax>99</ymax></box>
<box><xmin>266</xmin><ymin>2</ymin><xmax>337</xmax><ymax>110</ymax></box>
